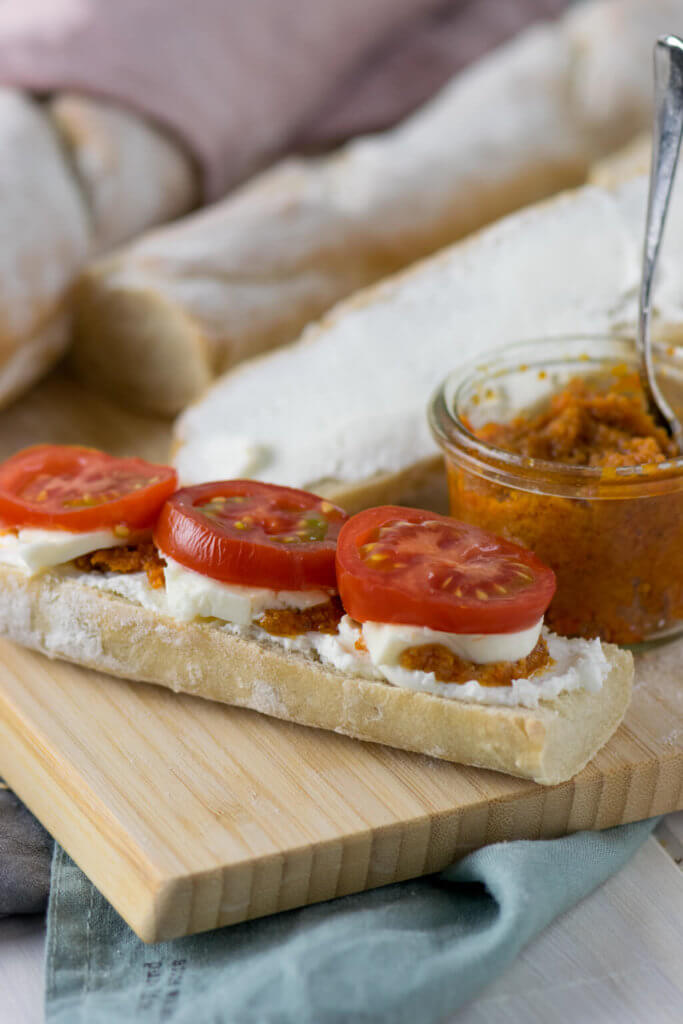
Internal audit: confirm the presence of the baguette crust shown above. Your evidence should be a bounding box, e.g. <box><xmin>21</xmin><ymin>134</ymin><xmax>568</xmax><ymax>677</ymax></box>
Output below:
<box><xmin>314</xmin><ymin>454</ymin><xmax>447</xmax><ymax>515</ymax></box>
<box><xmin>0</xmin><ymin>89</ymin><xmax>89</xmax><ymax>409</ymax></box>
<box><xmin>589</xmin><ymin>133</ymin><xmax>651</xmax><ymax>188</ymax></box>
<box><xmin>0</xmin><ymin>311</ymin><xmax>70</xmax><ymax>411</ymax></box>
<box><xmin>0</xmin><ymin>565</ymin><xmax>633</xmax><ymax>785</ymax></box>
<box><xmin>50</xmin><ymin>94</ymin><xmax>198</xmax><ymax>254</ymax></box>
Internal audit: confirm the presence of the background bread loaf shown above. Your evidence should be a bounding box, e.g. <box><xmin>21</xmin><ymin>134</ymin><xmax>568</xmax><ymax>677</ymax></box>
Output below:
<box><xmin>0</xmin><ymin>90</ymin><xmax>198</xmax><ymax>411</ymax></box>
<box><xmin>72</xmin><ymin>0</ymin><xmax>681</xmax><ymax>415</ymax></box>
<box><xmin>0</xmin><ymin>90</ymin><xmax>89</xmax><ymax>409</ymax></box>
<box><xmin>50</xmin><ymin>94</ymin><xmax>198</xmax><ymax>254</ymax></box>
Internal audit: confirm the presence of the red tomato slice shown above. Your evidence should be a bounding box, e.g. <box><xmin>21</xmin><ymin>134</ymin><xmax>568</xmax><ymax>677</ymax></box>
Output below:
<box><xmin>336</xmin><ymin>506</ymin><xmax>556</xmax><ymax>633</ymax></box>
<box><xmin>154</xmin><ymin>481</ymin><xmax>347</xmax><ymax>590</ymax></box>
<box><xmin>0</xmin><ymin>445</ymin><xmax>177</xmax><ymax>532</ymax></box>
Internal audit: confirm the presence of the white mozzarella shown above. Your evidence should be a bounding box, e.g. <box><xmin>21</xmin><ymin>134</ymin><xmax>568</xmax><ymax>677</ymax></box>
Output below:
<box><xmin>0</xmin><ymin>527</ymin><xmax>131</xmax><ymax>575</ymax></box>
<box><xmin>160</xmin><ymin>554</ymin><xmax>331</xmax><ymax>624</ymax></box>
<box><xmin>361</xmin><ymin>618</ymin><xmax>543</xmax><ymax>667</ymax></box>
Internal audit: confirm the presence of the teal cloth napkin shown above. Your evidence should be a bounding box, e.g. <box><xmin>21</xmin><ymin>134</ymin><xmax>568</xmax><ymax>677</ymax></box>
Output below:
<box><xmin>45</xmin><ymin>818</ymin><xmax>657</xmax><ymax>1023</ymax></box>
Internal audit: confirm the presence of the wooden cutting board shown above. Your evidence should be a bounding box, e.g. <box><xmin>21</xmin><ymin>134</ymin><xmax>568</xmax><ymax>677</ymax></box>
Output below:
<box><xmin>0</xmin><ymin>635</ymin><xmax>681</xmax><ymax>944</ymax></box>
<box><xmin>0</xmin><ymin>369</ymin><xmax>681</xmax><ymax>943</ymax></box>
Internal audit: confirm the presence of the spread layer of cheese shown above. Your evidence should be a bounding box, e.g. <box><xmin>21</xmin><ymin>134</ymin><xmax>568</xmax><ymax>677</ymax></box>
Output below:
<box><xmin>62</xmin><ymin>568</ymin><xmax>607</xmax><ymax>709</ymax></box>
<box><xmin>173</xmin><ymin>179</ymin><xmax>673</xmax><ymax>491</ymax></box>
<box><xmin>314</xmin><ymin>616</ymin><xmax>608</xmax><ymax>708</ymax></box>
<box><xmin>0</xmin><ymin>527</ymin><xmax>133</xmax><ymax>575</ymax></box>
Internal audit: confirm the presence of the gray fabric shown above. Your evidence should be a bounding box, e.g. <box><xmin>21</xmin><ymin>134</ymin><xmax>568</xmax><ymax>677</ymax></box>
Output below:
<box><xmin>0</xmin><ymin>784</ymin><xmax>53</xmax><ymax>916</ymax></box>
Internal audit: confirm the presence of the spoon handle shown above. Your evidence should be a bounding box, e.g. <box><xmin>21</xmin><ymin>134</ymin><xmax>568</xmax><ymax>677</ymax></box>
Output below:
<box><xmin>638</xmin><ymin>34</ymin><xmax>683</xmax><ymax>451</ymax></box>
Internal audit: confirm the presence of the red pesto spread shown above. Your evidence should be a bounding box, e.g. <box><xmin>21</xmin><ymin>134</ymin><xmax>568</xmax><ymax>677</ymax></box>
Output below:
<box><xmin>399</xmin><ymin>636</ymin><xmax>551</xmax><ymax>685</ymax></box>
<box><xmin>74</xmin><ymin>543</ymin><xmax>344</xmax><ymax>635</ymax></box>
<box><xmin>74</xmin><ymin>543</ymin><xmax>166</xmax><ymax>589</ymax></box>
<box><xmin>476</xmin><ymin>369</ymin><xmax>678</xmax><ymax>468</ymax></box>
<box><xmin>448</xmin><ymin>369</ymin><xmax>683</xmax><ymax>644</ymax></box>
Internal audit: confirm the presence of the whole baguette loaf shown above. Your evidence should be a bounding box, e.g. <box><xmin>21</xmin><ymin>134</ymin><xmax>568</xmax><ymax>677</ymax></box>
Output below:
<box><xmin>172</xmin><ymin>173</ymin><xmax>683</xmax><ymax>510</ymax></box>
<box><xmin>73</xmin><ymin>0</ymin><xmax>682</xmax><ymax>415</ymax></box>
<box><xmin>0</xmin><ymin>565</ymin><xmax>633</xmax><ymax>785</ymax></box>
<box><xmin>0</xmin><ymin>88</ymin><xmax>197</xmax><ymax>411</ymax></box>
<box><xmin>0</xmin><ymin>89</ymin><xmax>89</xmax><ymax>410</ymax></box>
<box><xmin>50</xmin><ymin>94</ymin><xmax>198</xmax><ymax>254</ymax></box>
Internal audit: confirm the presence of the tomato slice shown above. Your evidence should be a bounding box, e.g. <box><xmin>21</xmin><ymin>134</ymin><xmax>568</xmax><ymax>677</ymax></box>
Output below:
<box><xmin>154</xmin><ymin>481</ymin><xmax>347</xmax><ymax>590</ymax></box>
<box><xmin>0</xmin><ymin>445</ymin><xmax>177</xmax><ymax>532</ymax></box>
<box><xmin>336</xmin><ymin>506</ymin><xmax>556</xmax><ymax>633</ymax></box>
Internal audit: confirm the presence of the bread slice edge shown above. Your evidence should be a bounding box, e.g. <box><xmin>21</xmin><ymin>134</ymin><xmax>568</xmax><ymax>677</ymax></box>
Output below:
<box><xmin>0</xmin><ymin>566</ymin><xmax>633</xmax><ymax>785</ymax></box>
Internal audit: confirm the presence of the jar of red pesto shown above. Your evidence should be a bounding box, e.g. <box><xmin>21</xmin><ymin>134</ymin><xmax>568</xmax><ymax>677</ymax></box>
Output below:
<box><xmin>429</xmin><ymin>336</ymin><xmax>683</xmax><ymax>646</ymax></box>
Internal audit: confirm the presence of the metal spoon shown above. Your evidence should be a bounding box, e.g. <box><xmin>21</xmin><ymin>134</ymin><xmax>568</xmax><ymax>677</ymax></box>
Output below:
<box><xmin>637</xmin><ymin>34</ymin><xmax>683</xmax><ymax>452</ymax></box>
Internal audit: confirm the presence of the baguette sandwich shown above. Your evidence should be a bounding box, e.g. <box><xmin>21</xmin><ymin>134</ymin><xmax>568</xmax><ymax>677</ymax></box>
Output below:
<box><xmin>0</xmin><ymin>446</ymin><xmax>632</xmax><ymax>786</ymax></box>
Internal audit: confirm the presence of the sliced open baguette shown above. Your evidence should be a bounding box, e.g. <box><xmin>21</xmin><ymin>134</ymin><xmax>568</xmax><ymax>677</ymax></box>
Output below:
<box><xmin>0</xmin><ymin>564</ymin><xmax>633</xmax><ymax>785</ymax></box>
<box><xmin>172</xmin><ymin>172</ymin><xmax>683</xmax><ymax>511</ymax></box>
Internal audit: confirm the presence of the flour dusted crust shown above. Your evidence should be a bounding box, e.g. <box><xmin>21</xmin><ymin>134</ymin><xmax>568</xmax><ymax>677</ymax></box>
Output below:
<box><xmin>0</xmin><ymin>86</ymin><xmax>201</xmax><ymax>411</ymax></box>
<box><xmin>50</xmin><ymin>94</ymin><xmax>198</xmax><ymax>255</ymax></box>
<box><xmin>0</xmin><ymin>565</ymin><xmax>633</xmax><ymax>785</ymax></box>
<box><xmin>589</xmin><ymin>133</ymin><xmax>651</xmax><ymax>188</ymax></box>
<box><xmin>71</xmin><ymin>0</ymin><xmax>682</xmax><ymax>416</ymax></box>
<box><xmin>0</xmin><ymin>312</ymin><xmax>71</xmax><ymax>412</ymax></box>
<box><xmin>0</xmin><ymin>89</ymin><xmax>90</xmax><ymax>409</ymax></box>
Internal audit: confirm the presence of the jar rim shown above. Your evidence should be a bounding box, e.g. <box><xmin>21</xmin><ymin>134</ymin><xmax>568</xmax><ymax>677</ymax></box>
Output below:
<box><xmin>428</xmin><ymin>334</ymin><xmax>683</xmax><ymax>490</ymax></box>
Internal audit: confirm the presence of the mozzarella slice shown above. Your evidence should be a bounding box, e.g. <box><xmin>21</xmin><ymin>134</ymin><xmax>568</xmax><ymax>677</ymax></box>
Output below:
<box><xmin>161</xmin><ymin>554</ymin><xmax>332</xmax><ymax>624</ymax></box>
<box><xmin>0</xmin><ymin>527</ymin><xmax>132</xmax><ymax>575</ymax></box>
<box><xmin>361</xmin><ymin>618</ymin><xmax>543</xmax><ymax>667</ymax></box>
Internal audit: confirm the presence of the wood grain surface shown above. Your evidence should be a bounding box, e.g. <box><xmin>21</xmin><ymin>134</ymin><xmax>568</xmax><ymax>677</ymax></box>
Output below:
<box><xmin>0</xmin><ymin>368</ymin><xmax>679</xmax><ymax>942</ymax></box>
<box><xmin>0</xmin><ymin>368</ymin><xmax>681</xmax><ymax>943</ymax></box>
<box><xmin>0</xmin><ymin>633</ymin><xmax>680</xmax><ymax>943</ymax></box>
<box><xmin>0</xmin><ymin>366</ymin><xmax>171</xmax><ymax>463</ymax></box>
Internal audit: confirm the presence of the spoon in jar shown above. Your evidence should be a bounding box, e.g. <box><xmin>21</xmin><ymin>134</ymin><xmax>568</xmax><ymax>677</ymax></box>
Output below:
<box><xmin>637</xmin><ymin>34</ymin><xmax>683</xmax><ymax>453</ymax></box>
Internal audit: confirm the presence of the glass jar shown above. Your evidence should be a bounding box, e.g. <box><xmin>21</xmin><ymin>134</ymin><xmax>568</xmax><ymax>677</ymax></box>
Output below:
<box><xmin>428</xmin><ymin>336</ymin><xmax>683</xmax><ymax>646</ymax></box>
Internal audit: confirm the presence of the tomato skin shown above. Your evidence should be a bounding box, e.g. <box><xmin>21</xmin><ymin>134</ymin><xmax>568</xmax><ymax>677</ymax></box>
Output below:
<box><xmin>0</xmin><ymin>445</ymin><xmax>177</xmax><ymax>531</ymax></box>
<box><xmin>336</xmin><ymin>506</ymin><xmax>556</xmax><ymax>634</ymax></box>
<box><xmin>154</xmin><ymin>481</ymin><xmax>347</xmax><ymax>590</ymax></box>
